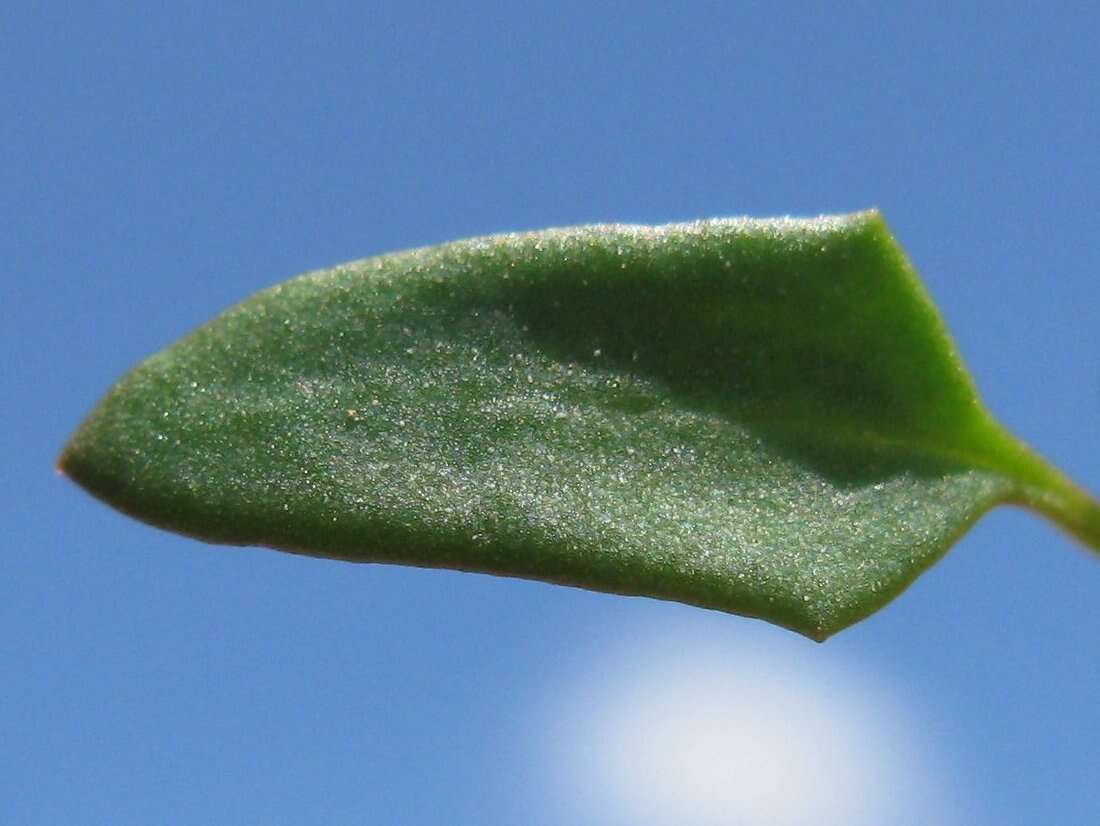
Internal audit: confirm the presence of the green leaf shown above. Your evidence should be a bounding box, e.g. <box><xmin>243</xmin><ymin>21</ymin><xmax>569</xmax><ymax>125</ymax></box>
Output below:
<box><xmin>60</xmin><ymin>210</ymin><xmax>1100</xmax><ymax>640</ymax></box>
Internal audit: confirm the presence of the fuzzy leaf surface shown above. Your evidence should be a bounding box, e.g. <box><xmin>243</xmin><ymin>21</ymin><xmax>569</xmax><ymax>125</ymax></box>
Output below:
<box><xmin>61</xmin><ymin>211</ymin><xmax>1100</xmax><ymax>639</ymax></box>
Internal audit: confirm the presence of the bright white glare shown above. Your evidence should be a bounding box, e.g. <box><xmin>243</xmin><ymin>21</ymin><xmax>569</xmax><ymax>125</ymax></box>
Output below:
<box><xmin>535</xmin><ymin>622</ymin><xmax>963</xmax><ymax>826</ymax></box>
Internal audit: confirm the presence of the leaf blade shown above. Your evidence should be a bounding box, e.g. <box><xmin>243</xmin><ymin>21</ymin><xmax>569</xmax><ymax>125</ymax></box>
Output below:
<box><xmin>60</xmin><ymin>210</ymin><xmax>1100</xmax><ymax>639</ymax></box>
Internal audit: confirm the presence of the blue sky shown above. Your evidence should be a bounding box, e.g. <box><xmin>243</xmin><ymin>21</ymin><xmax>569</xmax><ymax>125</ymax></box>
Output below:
<box><xmin>5</xmin><ymin>3</ymin><xmax>1100</xmax><ymax>823</ymax></box>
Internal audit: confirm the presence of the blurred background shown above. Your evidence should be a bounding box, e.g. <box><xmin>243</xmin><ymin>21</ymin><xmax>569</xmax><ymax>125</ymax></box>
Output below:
<box><xmin>5</xmin><ymin>3</ymin><xmax>1099</xmax><ymax>823</ymax></box>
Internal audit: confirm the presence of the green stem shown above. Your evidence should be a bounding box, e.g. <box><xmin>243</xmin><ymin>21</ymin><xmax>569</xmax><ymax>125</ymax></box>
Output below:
<box><xmin>989</xmin><ymin>428</ymin><xmax>1100</xmax><ymax>553</ymax></box>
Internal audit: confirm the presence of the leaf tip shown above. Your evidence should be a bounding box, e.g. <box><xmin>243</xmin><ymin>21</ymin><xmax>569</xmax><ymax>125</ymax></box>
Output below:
<box><xmin>56</xmin><ymin>423</ymin><xmax>99</xmax><ymax>497</ymax></box>
<box><xmin>56</xmin><ymin>402</ymin><xmax>144</xmax><ymax>525</ymax></box>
